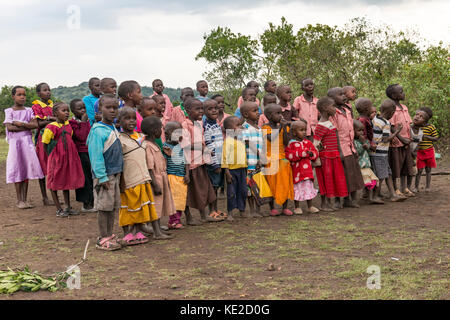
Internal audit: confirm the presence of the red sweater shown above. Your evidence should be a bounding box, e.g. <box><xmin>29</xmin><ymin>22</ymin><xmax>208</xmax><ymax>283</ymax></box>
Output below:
<box><xmin>285</xmin><ymin>139</ymin><xmax>319</xmax><ymax>183</ymax></box>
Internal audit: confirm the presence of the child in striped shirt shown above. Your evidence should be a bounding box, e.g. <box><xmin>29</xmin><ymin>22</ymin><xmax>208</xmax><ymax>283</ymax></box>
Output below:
<box><xmin>414</xmin><ymin>107</ymin><xmax>439</xmax><ymax>192</ymax></box>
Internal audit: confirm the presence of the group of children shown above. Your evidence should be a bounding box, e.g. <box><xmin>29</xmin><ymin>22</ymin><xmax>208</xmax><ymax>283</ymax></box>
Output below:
<box><xmin>3</xmin><ymin>77</ymin><xmax>439</xmax><ymax>251</ymax></box>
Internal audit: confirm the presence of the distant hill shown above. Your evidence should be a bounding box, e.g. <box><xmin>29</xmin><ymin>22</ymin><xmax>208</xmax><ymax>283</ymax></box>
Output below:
<box><xmin>51</xmin><ymin>82</ymin><xmax>184</xmax><ymax>106</ymax></box>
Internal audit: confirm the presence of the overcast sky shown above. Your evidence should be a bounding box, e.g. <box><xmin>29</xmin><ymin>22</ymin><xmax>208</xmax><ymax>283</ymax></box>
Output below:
<box><xmin>0</xmin><ymin>0</ymin><xmax>448</xmax><ymax>89</ymax></box>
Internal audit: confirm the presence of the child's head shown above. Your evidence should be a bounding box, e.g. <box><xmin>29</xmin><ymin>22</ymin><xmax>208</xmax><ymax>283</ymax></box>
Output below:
<box><xmin>36</xmin><ymin>82</ymin><xmax>51</xmax><ymax>102</ymax></box>
<box><xmin>355</xmin><ymin>98</ymin><xmax>375</xmax><ymax>118</ymax></box>
<box><xmin>152</xmin><ymin>79</ymin><xmax>164</xmax><ymax>95</ymax></box>
<box><xmin>264</xmin><ymin>80</ymin><xmax>277</xmax><ymax>94</ymax></box>
<box><xmin>100</xmin><ymin>78</ymin><xmax>117</xmax><ymax>95</ymax></box>
<box><xmin>317</xmin><ymin>97</ymin><xmax>336</xmax><ymax>117</ymax></box>
<box><xmin>118</xmin><ymin>107</ymin><xmax>137</xmax><ymax>134</ymax></box>
<box><xmin>118</xmin><ymin>80</ymin><xmax>142</xmax><ymax>106</ymax></box>
<box><xmin>12</xmin><ymin>86</ymin><xmax>26</xmax><ymax>106</ymax></box>
<box><xmin>241</xmin><ymin>101</ymin><xmax>259</xmax><ymax>123</ymax></box>
<box><xmin>88</xmin><ymin>77</ymin><xmax>101</xmax><ymax>96</ymax></box>
<box><xmin>291</xmin><ymin>119</ymin><xmax>307</xmax><ymax>140</ymax></box>
<box><xmin>418</xmin><ymin>106</ymin><xmax>433</xmax><ymax>123</ymax></box>
<box><xmin>138</xmin><ymin>97</ymin><xmax>157</xmax><ymax>118</ymax></box>
<box><xmin>246</xmin><ymin>81</ymin><xmax>260</xmax><ymax>95</ymax></box>
<box><xmin>327</xmin><ymin>87</ymin><xmax>346</xmax><ymax>106</ymax></box>
<box><xmin>242</xmin><ymin>87</ymin><xmax>256</xmax><ymax>102</ymax></box>
<box><xmin>353</xmin><ymin>119</ymin><xmax>365</xmax><ymax>139</ymax></box>
<box><xmin>262</xmin><ymin>93</ymin><xmax>277</xmax><ymax>107</ymax></box>
<box><xmin>70</xmin><ymin>99</ymin><xmax>86</xmax><ymax>120</ymax></box>
<box><xmin>99</xmin><ymin>93</ymin><xmax>119</xmax><ymax>123</ymax></box>
<box><xmin>223</xmin><ymin>116</ymin><xmax>242</xmax><ymax>137</ymax></box>
<box><xmin>301</xmin><ymin>78</ymin><xmax>315</xmax><ymax>96</ymax></box>
<box><xmin>196</xmin><ymin>80</ymin><xmax>208</xmax><ymax>97</ymax></box>
<box><xmin>53</xmin><ymin>102</ymin><xmax>70</xmax><ymax>122</ymax></box>
<box><xmin>276</xmin><ymin>85</ymin><xmax>292</xmax><ymax>103</ymax></box>
<box><xmin>152</xmin><ymin>94</ymin><xmax>166</xmax><ymax>117</ymax></box>
<box><xmin>386</xmin><ymin>84</ymin><xmax>405</xmax><ymax>101</ymax></box>
<box><xmin>343</xmin><ymin>86</ymin><xmax>357</xmax><ymax>102</ymax></box>
<box><xmin>180</xmin><ymin>87</ymin><xmax>194</xmax><ymax>103</ymax></box>
<box><xmin>379</xmin><ymin>99</ymin><xmax>396</xmax><ymax>120</ymax></box>
<box><xmin>264</xmin><ymin>103</ymin><xmax>283</xmax><ymax>124</ymax></box>
<box><xmin>184</xmin><ymin>98</ymin><xmax>203</xmax><ymax>121</ymax></box>
<box><xmin>164</xmin><ymin>121</ymin><xmax>182</xmax><ymax>144</ymax></box>
<box><xmin>203</xmin><ymin>99</ymin><xmax>219</xmax><ymax>121</ymax></box>
<box><xmin>211</xmin><ymin>94</ymin><xmax>225</xmax><ymax>113</ymax></box>
<box><xmin>141</xmin><ymin>116</ymin><xmax>162</xmax><ymax>139</ymax></box>
<box><xmin>412</xmin><ymin>109</ymin><xmax>428</xmax><ymax>128</ymax></box>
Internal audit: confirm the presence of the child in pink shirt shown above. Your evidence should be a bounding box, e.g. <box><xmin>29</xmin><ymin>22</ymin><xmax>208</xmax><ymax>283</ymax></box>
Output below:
<box><xmin>150</xmin><ymin>79</ymin><xmax>174</xmax><ymax>120</ymax></box>
<box><xmin>293</xmin><ymin>78</ymin><xmax>319</xmax><ymax>140</ymax></box>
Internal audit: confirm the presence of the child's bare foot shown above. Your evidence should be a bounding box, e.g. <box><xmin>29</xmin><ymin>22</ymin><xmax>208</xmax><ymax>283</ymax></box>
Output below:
<box><xmin>293</xmin><ymin>208</ymin><xmax>303</xmax><ymax>215</ymax></box>
<box><xmin>241</xmin><ymin>211</ymin><xmax>251</xmax><ymax>218</ymax></box>
<box><xmin>226</xmin><ymin>212</ymin><xmax>234</xmax><ymax>221</ymax></box>
<box><xmin>403</xmin><ymin>188</ymin><xmax>415</xmax><ymax>197</ymax></box>
<box><xmin>17</xmin><ymin>201</ymin><xmax>28</xmax><ymax>209</ymax></box>
<box><xmin>334</xmin><ymin>202</ymin><xmax>343</xmax><ymax>210</ymax></box>
<box><xmin>307</xmin><ymin>206</ymin><xmax>320</xmax><ymax>213</ymax></box>
<box><xmin>389</xmin><ymin>195</ymin><xmax>406</xmax><ymax>202</ymax></box>
<box><xmin>153</xmin><ymin>233</ymin><xmax>174</xmax><ymax>240</ymax></box>
<box><xmin>425</xmin><ymin>187</ymin><xmax>431</xmax><ymax>192</ymax></box>
<box><xmin>320</xmin><ymin>206</ymin><xmax>334</xmax><ymax>212</ymax></box>
<box><xmin>43</xmin><ymin>198</ymin><xmax>54</xmax><ymax>206</ymax></box>
<box><xmin>25</xmin><ymin>202</ymin><xmax>35</xmax><ymax>209</ymax></box>
<box><xmin>260</xmin><ymin>210</ymin><xmax>270</xmax><ymax>217</ymax></box>
<box><xmin>410</xmin><ymin>187</ymin><xmax>418</xmax><ymax>193</ymax></box>
<box><xmin>369</xmin><ymin>198</ymin><xmax>384</xmax><ymax>205</ymax></box>
<box><xmin>251</xmin><ymin>211</ymin><xmax>263</xmax><ymax>218</ymax></box>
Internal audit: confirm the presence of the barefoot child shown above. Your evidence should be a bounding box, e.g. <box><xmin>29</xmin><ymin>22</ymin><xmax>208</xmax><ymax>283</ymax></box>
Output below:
<box><xmin>414</xmin><ymin>107</ymin><xmax>439</xmax><ymax>192</ymax></box>
<box><xmin>87</xmin><ymin>94</ymin><xmax>123</xmax><ymax>251</ymax></box>
<box><xmin>83</xmin><ymin>77</ymin><xmax>101</xmax><ymax>126</ymax></box>
<box><xmin>328</xmin><ymin>87</ymin><xmax>364</xmax><ymax>208</ymax></box>
<box><xmin>150</xmin><ymin>79</ymin><xmax>174</xmax><ymax>120</ymax></box>
<box><xmin>69</xmin><ymin>99</ymin><xmax>95</xmax><ymax>212</ymax></box>
<box><xmin>353</xmin><ymin>119</ymin><xmax>384</xmax><ymax>204</ymax></box>
<box><xmin>262</xmin><ymin>104</ymin><xmax>294</xmax><ymax>216</ymax></box>
<box><xmin>141</xmin><ymin>116</ymin><xmax>176</xmax><ymax>238</ymax></box>
<box><xmin>163</xmin><ymin>122</ymin><xmax>190</xmax><ymax>229</ymax></box>
<box><xmin>32</xmin><ymin>82</ymin><xmax>55</xmax><ymax>206</ymax></box>
<box><xmin>117</xmin><ymin>108</ymin><xmax>158</xmax><ymax>245</ymax></box>
<box><xmin>222</xmin><ymin>116</ymin><xmax>248</xmax><ymax>221</ymax></box>
<box><xmin>313</xmin><ymin>97</ymin><xmax>348</xmax><ymax>211</ymax></box>
<box><xmin>285</xmin><ymin>120</ymin><xmax>320</xmax><ymax>214</ymax></box>
<box><xmin>203</xmin><ymin>99</ymin><xmax>225</xmax><ymax>220</ymax></box>
<box><xmin>181</xmin><ymin>98</ymin><xmax>218</xmax><ymax>224</ymax></box>
<box><xmin>293</xmin><ymin>78</ymin><xmax>319</xmax><ymax>141</ymax></box>
<box><xmin>370</xmin><ymin>99</ymin><xmax>405</xmax><ymax>202</ymax></box>
<box><xmin>4</xmin><ymin>86</ymin><xmax>44</xmax><ymax>209</ymax></box>
<box><xmin>42</xmin><ymin>102</ymin><xmax>84</xmax><ymax>217</ymax></box>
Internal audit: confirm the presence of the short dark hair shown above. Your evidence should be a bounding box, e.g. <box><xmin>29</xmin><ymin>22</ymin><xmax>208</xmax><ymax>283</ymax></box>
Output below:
<box><xmin>184</xmin><ymin>98</ymin><xmax>201</xmax><ymax>110</ymax></box>
<box><xmin>11</xmin><ymin>86</ymin><xmax>25</xmax><ymax>96</ymax></box>
<box><xmin>263</xmin><ymin>103</ymin><xmax>281</xmax><ymax>118</ymax></box>
<box><xmin>98</xmin><ymin>93</ymin><xmax>118</xmax><ymax>108</ymax></box>
<box><xmin>36</xmin><ymin>82</ymin><xmax>49</xmax><ymax>93</ymax></box>
<box><xmin>69</xmin><ymin>98</ymin><xmax>83</xmax><ymax>112</ymax></box>
<box><xmin>380</xmin><ymin>99</ymin><xmax>396</xmax><ymax>114</ymax></box>
<box><xmin>100</xmin><ymin>78</ymin><xmax>116</xmax><ymax>90</ymax></box>
<box><xmin>211</xmin><ymin>94</ymin><xmax>223</xmax><ymax>100</ymax></box>
<box><xmin>316</xmin><ymin>97</ymin><xmax>335</xmax><ymax>113</ymax></box>
<box><xmin>52</xmin><ymin>102</ymin><xmax>67</xmax><ymax>116</ymax></box>
<box><xmin>118</xmin><ymin>80</ymin><xmax>139</xmax><ymax>100</ymax></box>
<box><xmin>327</xmin><ymin>87</ymin><xmax>342</xmax><ymax>99</ymax></box>
<box><xmin>355</xmin><ymin>98</ymin><xmax>373</xmax><ymax>116</ymax></box>
<box><xmin>152</xmin><ymin>79</ymin><xmax>162</xmax><ymax>87</ymax></box>
<box><xmin>223</xmin><ymin>115</ymin><xmax>239</xmax><ymax>130</ymax></box>
<box><xmin>418</xmin><ymin>106</ymin><xmax>433</xmax><ymax>120</ymax></box>
<box><xmin>141</xmin><ymin>116</ymin><xmax>162</xmax><ymax>137</ymax></box>
<box><xmin>264</xmin><ymin>80</ymin><xmax>275</xmax><ymax>90</ymax></box>
<box><xmin>241</xmin><ymin>87</ymin><xmax>255</xmax><ymax>98</ymax></box>
<box><xmin>196</xmin><ymin>80</ymin><xmax>207</xmax><ymax>87</ymax></box>
<box><xmin>88</xmin><ymin>77</ymin><xmax>100</xmax><ymax>86</ymax></box>
<box><xmin>118</xmin><ymin>106</ymin><xmax>136</xmax><ymax>121</ymax></box>
<box><xmin>385</xmin><ymin>84</ymin><xmax>400</xmax><ymax>99</ymax></box>
<box><xmin>291</xmin><ymin>119</ymin><xmax>307</xmax><ymax>131</ymax></box>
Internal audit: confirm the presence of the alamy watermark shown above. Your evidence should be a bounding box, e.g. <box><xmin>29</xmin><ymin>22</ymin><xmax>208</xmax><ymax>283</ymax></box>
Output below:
<box><xmin>366</xmin><ymin>265</ymin><xmax>381</xmax><ymax>290</ymax></box>
<box><xmin>67</xmin><ymin>5</ymin><xmax>81</xmax><ymax>30</ymax></box>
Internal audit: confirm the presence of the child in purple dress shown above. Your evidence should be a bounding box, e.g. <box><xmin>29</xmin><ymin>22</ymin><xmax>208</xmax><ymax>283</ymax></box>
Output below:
<box><xmin>3</xmin><ymin>86</ymin><xmax>44</xmax><ymax>209</ymax></box>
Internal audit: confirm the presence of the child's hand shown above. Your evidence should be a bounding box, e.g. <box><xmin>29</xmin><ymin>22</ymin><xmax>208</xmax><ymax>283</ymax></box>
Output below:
<box><xmin>152</xmin><ymin>183</ymin><xmax>162</xmax><ymax>196</ymax></box>
<box><xmin>370</xmin><ymin>144</ymin><xmax>377</xmax><ymax>152</ymax></box>
<box><xmin>98</xmin><ymin>181</ymin><xmax>110</xmax><ymax>190</ymax></box>
<box><xmin>163</xmin><ymin>146</ymin><xmax>172</xmax><ymax>156</ymax></box>
<box><xmin>307</xmin><ymin>151</ymin><xmax>314</xmax><ymax>157</ymax></box>
<box><xmin>362</xmin><ymin>143</ymin><xmax>370</xmax><ymax>150</ymax></box>
<box><xmin>214</xmin><ymin>168</ymin><xmax>221</xmax><ymax>174</ymax></box>
<box><xmin>395</xmin><ymin>123</ymin><xmax>403</xmax><ymax>132</ymax></box>
<box><xmin>12</xmin><ymin>121</ymin><xmax>23</xmax><ymax>127</ymax></box>
<box><xmin>81</xmin><ymin>113</ymin><xmax>89</xmax><ymax>122</ymax></box>
<box><xmin>184</xmin><ymin>174</ymin><xmax>190</xmax><ymax>185</ymax></box>
<box><xmin>225</xmin><ymin>171</ymin><xmax>233</xmax><ymax>184</ymax></box>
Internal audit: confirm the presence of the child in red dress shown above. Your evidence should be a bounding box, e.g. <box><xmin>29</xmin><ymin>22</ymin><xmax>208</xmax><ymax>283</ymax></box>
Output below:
<box><xmin>313</xmin><ymin>97</ymin><xmax>348</xmax><ymax>211</ymax></box>
<box><xmin>285</xmin><ymin>120</ymin><xmax>320</xmax><ymax>214</ymax></box>
<box><xmin>42</xmin><ymin>102</ymin><xmax>85</xmax><ymax>217</ymax></box>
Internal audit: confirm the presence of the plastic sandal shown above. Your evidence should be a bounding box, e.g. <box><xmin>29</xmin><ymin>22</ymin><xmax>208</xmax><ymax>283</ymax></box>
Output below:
<box><xmin>270</xmin><ymin>209</ymin><xmax>281</xmax><ymax>216</ymax></box>
<box><xmin>134</xmin><ymin>232</ymin><xmax>149</xmax><ymax>244</ymax></box>
<box><xmin>217</xmin><ymin>210</ymin><xmax>228</xmax><ymax>220</ymax></box>
<box><xmin>56</xmin><ymin>209</ymin><xmax>69</xmax><ymax>218</ymax></box>
<box><xmin>282</xmin><ymin>209</ymin><xmax>294</xmax><ymax>216</ymax></box>
<box><xmin>96</xmin><ymin>236</ymin><xmax>121</xmax><ymax>251</ymax></box>
<box><xmin>307</xmin><ymin>206</ymin><xmax>320</xmax><ymax>213</ymax></box>
<box><xmin>208</xmin><ymin>211</ymin><xmax>225</xmax><ymax>222</ymax></box>
<box><xmin>168</xmin><ymin>223</ymin><xmax>184</xmax><ymax>230</ymax></box>
<box><xmin>119</xmin><ymin>233</ymin><xmax>139</xmax><ymax>246</ymax></box>
<box><xmin>294</xmin><ymin>208</ymin><xmax>303</xmax><ymax>215</ymax></box>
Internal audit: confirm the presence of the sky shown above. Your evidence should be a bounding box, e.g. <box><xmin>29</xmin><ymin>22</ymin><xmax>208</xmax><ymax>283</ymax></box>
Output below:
<box><xmin>0</xmin><ymin>0</ymin><xmax>448</xmax><ymax>89</ymax></box>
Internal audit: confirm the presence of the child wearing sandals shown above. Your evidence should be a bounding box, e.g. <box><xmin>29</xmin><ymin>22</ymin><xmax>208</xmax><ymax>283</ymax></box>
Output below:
<box><xmin>285</xmin><ymin>119</ymin><xmax>320</xmax><ymax>214</ymax></box>
<box><xmin>87</xmin><ymin>94</ymin><xmax>123</xmax><ymax>251</ymax></box>
<box><xmin>141</xmin><ymin>116</ymin><xmax>175</xmax><ymax>239</ymax></box>
<box><xmin>4</xmin><ymin>86</ymin><xmax>44</xmax><ymax>209</ymax></box>
<box><xmin>117</xmin><ymin>107</ymin><xmax>159</xmax><ymax>246</ymax></box>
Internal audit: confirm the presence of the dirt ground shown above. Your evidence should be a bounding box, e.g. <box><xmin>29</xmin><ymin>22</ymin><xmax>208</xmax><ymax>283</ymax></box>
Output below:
<box><xmin>0</xmin><ymin>160</ymin><xmax>448</xmax><ymax>300</ymax></box>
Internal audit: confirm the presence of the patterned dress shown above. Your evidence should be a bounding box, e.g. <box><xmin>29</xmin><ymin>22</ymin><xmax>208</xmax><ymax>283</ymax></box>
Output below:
<box><xmin>31</xmin><ymin>99</ymin><xmax>53</xmax><ymax>175</ymax></box>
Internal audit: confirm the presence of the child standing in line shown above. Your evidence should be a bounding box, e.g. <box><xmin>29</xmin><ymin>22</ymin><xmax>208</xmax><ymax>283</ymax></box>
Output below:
<box><xmin>163</xmin><ymin>122</ymin><xmax>190</xmax><ymax>229</ymax></box>
<box><xmin>408</xmin><ymin>110</ymin><xmax>424</xmax><ymax>192</ymax></box>
<box><xmin>222</xmin><ymin>116</ymin><xmax>248</xmax><ymax>221</ymax></box>
<box><xmin>117</xmin><ymin>108</ymin><xmax>159</xmax><ymax>245</ymax></box>
<box><xmin>150</xmin><ymin>79</ymin><xmax>174</xmax><ymax>120</ymax></box>
<box><xmin>386</xmin><ymin>84</ymin><xmax>415</xmax><ymax>197</ymax></box>
<box><xmin>4</xmin><ymin>86</ymin><xmax>44</xmax><ymax>209</ymax></box>
<box><xmin>237</xmin><ymin>81</ymin><xmax>261</xmax><ymax>109</ymax></box>
<box><xmin>152</xmin><ymin>94</ymin><xmax>168</xmax><ymax>148</ymax></box>
<box><xmin>343</xmin><ymin>85</ymin><xmax>357</xmax><ymax>118</ymax></box>
<box><xmin>353</xmin><ymin>119</ymin><xmax>384</xmax><ymax>204</ymax></box>
<box><xmin>313</xmin><ymin>97</ymin><xmax>348</xmax><ymax>211</ymax></box>
<box><xmin>142</xmin><ymin>116</ymin><xmax>176</xmax><ymax>237</ymax></box>
<box><xmin>264</xmin><ymin>80</ymin><xmax>278</xmax><ymax>101</ymax></box>
<box><xmin>262</xmin><ymin>104</ymin><xmax>294</xmax><ymax>216</ymax></box>
<box><xmin>293</xmin><ymin>78</ymin><xmax>319</xmax><ymax>141</ymax></box>
<box><xmin>87</xmin><ymin>94</ymin><xmax>123</xmax><ymax>251</ymax></box>
<box><xmin>203</xmin><ymin>99</ymin><xmax>225</xmax><ymax>220</ymax></box>
<box><xmin>82</xmin><ymin>77</ymin><xmax>101</xmax><ymax>126</ymax></box>
<box><xmin>356</xmin><ymin>98</ymin><xmax>377</xmax><ymax>147</ymax></box>
<box><xmin>241</xmin><ymin>101</ymin><xmax>268</xmax><ymax>217</ymax></box>
<box><xmin>211</xmin><ymin>94</ymin><xmax>231</xmax><ymax>128</ymax></box>
<box><xmin>196</xmin><ymin>80</ymin><xmax>210</xmax><ymax>102</ymax></box>
<box><xmin>181</xmin><ymin>98</ymin><xmax>218</xmax><ymax>224</ymax></box>
<box><xmin>370</xmin><ymin>99</ymin><xmax>405</xmax><ymax>202</ymax></box>
<box><xmin>414</xmin><ymin>107</ymin><xmax>439</xmax><ymax>192</ymax></box>
<box><xmin>234</xmin><ymin>87</ymin><xmax>262</xmax><ymax>118</ymax></box>
<box><xmin>69</xmin><ymin>99</ymin><xmax>95</xmax><ymax>213</ymax></box>
<box><xmin>171</xmin><ymin>87</ymin><xmax>195</xmax><ymax>124</ymax></box>
<box><xmin>42</xmin><ymin>103</ymin><xmax>84</xmax><ymax>217</ymax></box>
<box><xmin>92</xmin><ymin>78</ymin><xmax>121</xmax><ymax>125</ymax></box>
<box><xmin>257</xmin><ymin>93</ymin><xmax>277</xmax><ymax>127</ymax></box>
<box><xmin>136</xmin><ymin>97</ymin><xmax>158</xmax><ymax>131</ymax></box>
<box><xmin>31</xmin><ymin>82</ymin><xmax>54</xmax><ymax>206</ymax></box>
<box><xmin>277</xmin><ymin>85</ymin><xmax>299</xmax><ymax>122</ymax></box>
<box><xmin>328</xmin><ymin>87</ymin><xmax>364</xmax><ymax>208</ymax></box>
<box><xmin>285</xmin><ymin>120</ymin><xmax>320</xmax><ymax>214</ymax></box>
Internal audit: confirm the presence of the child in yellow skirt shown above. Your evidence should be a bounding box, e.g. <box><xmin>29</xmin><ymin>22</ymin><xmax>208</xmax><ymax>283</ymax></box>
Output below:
<box><xmin>117</xmin><ymin>107</ymin><xmax>161</xmax><ymax>245</ymax></box>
